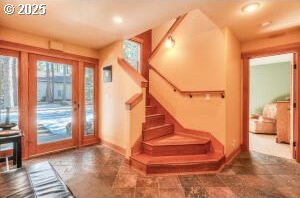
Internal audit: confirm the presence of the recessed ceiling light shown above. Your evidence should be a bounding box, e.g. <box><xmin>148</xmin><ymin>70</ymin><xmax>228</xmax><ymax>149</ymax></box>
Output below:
<box><xmin>113</xmin><ymin>16</ymin><xmax>123</xmax><ymax>24</ymax></box>
<box><xmin>242</xmin><ymin>2</ymin><xmax>260</xmax><ymax>13</ymax></box>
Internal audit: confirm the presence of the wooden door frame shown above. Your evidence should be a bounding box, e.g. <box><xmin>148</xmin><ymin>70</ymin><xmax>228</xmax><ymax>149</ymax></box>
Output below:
<box><xmin>28</xmin><ymin>54</ymin><xmax>79</xmax><ymax>156</ymax></box>
<box><xmin>0</xmin><ymin>40</ymin><xmax>100</xmax><ymax>159</ymax></box>
<box><xmin>242</xmin><ymin>43</ymin><xmax>300</xmax><ymax>162</ymax></box>
<box><xmin>79</xmin><ymin>62</ymin><xmax>100</xmax><ymax>146</ymax></box>
<box><xmin>0</xmin><ymin>48</ymin><xmax>29</xmax><ymax>159</ymax></box>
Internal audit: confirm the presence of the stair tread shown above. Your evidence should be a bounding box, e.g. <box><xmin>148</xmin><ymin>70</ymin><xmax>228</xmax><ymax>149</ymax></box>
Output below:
<box><xmin>146</xmin><ymin>105</ymin><xmax>156</xmax><ymax>108</ymax></box>
<box><xmin>144</xmin><ymin>134</ymin><xmax>210</xmax><ymax>146</ymax></box>
<box><xmin>144</xmin><ymin>123</ymin><xmax>173</xmax><ymax>131</ymax></box>
<box><xmin>131</xmin><ymin>152</ymin><xmax>224</xmax><ymax>165</ymax></box>
<box><xmin>146</xmin><ymin>114</ymin><xmax>164</xmax><ymax>118</ymax></box>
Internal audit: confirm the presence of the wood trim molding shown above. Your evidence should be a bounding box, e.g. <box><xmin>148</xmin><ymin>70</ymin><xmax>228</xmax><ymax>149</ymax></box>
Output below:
<box><xmin>80</xmin><ymin>62</ymin><xmax>100</xmax><ymax>145</ymax></box>
<box><xmin>150</xmin><ymin>65</ymin><xmax>225</xmax><ymax>98</ymax></box>
<box><xmin>101</xmin><ymin>139</ymin><xmax>127</xmax><ymax>156</ymax></box>
<box><xmin>295</xmin><ymin>51</ymin><xmax>300</xmax><ymax>162</ymax></box>
<box><xmin>19</xmin><ymin>51</ymin><xmax>29</xmax><ymax>159</ymax></box>
<box><xmin>0</xmin><ymin>40</ymin><xmax>99</xmax><ymax>64</ymax></box>
<box><xmin>225</xmin><ymin>145</ymin><xmax>241</xmax><ymax>163</ymax></box>
<box><xmin>130</xmin><ymin>37</ymin><xmax>144</xmax><ymax>44</ymax></box>
<box><xmin>126</xmin><ymin>93</ymin><xmax>143</xmax><ymax>110</ymax></box>
<box><xmin>149</xmin><ymin>13</ymin><xmax>187</xmax><ymax>61</ymax></box>
<box><xmin>242</xmin><ymin>42</ymin><xmax>300</xmax><ymax>59</ymax></box>
<box><xmin>131</xmin><ymin>135</ymin><xmax>143</xmax><ymax>155</ymax></box>
<box><xmin>28</xmin><ymin>146</ymin><xmax>77</xmax><ymax>159</ymax></box>
<box><xmin>117</xmin><ymin>57</ymin><xmax>148</xmax><ymax>88</ymax></box>
<box><xmin>242</xmin><ymin>44</ymin><xmax>300</xmax><ymax>163</ymax></box>
<box><xmin>242</xmin><ymin>57</ymin><xmax>250</xmax><ymax>151</ymax></box>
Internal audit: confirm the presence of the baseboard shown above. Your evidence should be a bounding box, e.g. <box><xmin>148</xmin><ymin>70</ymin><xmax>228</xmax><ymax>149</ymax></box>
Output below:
<box><xmin>225</xmin><ymin>145</ymin><xmax>242</xmax><ymax>163</ymax></box>
<box><xmin>29</xmin><ymin>146</ymin><xmax>77</xmax><ymax>159</ymax></box>
<box><xmin>101</xmin><ymin>139</ymin><xmax>127</xmax><ymax>156</ymax></box>
<box><xmin>101</xmin><ymin>140</ymin><xmax>132</xmax><ymax>163</ymax></box>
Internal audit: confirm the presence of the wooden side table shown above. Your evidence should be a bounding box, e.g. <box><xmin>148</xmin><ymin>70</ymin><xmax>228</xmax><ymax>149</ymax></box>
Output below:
<box><xmin>0</xmin><ymin>131</ymin><xmax>23</xmax><ymax>168</ymax></box>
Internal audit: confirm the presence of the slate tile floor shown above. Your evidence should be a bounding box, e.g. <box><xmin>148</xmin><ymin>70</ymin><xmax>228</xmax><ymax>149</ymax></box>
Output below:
<box><xmin>23</xmin><ymin>145</ymin><xmax>300</xmax><ymax>198</ymax></box>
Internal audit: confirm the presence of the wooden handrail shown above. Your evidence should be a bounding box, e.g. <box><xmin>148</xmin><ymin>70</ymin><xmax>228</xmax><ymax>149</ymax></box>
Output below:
<box><xmin>149</xmin><ymin>13</ymin><xmax>187</xmax><ymax>62</ymax></box>
<box><xmin>126</xmin><ymin>93</ymin><xmax>143</xmax><ymax>110</ymax></box>
<box><xmin>118</xmin><ymin>57</ymin><xmax>146</xmax><ymax>110</ymax></box>
<box><xmin>148</xmin><ymin>12</ymin><xmax>224</xmax><ymax>98</ymax></box>
<box><xmin>150</xmin><ymin>65</ymin><xmax>225</xmax><ymax>98</ymax></box>
<box><xmin>117</xmin><ymin>57</ymin><xmax>148</xmax><ymax>88</ymax></box>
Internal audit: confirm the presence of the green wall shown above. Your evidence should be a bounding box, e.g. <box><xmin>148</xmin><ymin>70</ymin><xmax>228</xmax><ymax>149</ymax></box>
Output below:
<box><xmin>250</xmin><ymin>62</ymin><xmax>291</xmax><ymax>114</ymax></box>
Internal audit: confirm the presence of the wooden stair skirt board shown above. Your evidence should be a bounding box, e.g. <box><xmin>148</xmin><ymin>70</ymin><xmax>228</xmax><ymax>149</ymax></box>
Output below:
<box><xmin>131</xmin><ymin>96</ymin><xmax>225</xmax><ymax>174</ymax></box>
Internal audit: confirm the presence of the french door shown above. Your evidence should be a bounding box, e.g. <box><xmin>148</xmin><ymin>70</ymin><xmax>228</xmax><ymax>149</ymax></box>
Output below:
<box><xmin>28</xmin><ymin>55</ymin><xmax>99</xmax><ymax>156</ymax></box>
<box><xmin>28</xmin><ymin>55</ymin><xmax>79</xmax><ymax>156</ymax></box>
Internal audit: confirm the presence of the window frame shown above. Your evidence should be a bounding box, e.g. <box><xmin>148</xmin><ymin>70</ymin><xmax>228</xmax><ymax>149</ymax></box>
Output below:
<box><xmin>123</xmin><ymin>39</ymin><xmax>143</xmax><ymax>72</ymax></box>
<box><xmin>0</xmin><ymin>48</ymin><xmax>21</xmax><ymax>155</ymax></box>
<box><xmin>80</xmin><ymin>62</ymin><xmax>99</xmax><ymax>145</ymax></box>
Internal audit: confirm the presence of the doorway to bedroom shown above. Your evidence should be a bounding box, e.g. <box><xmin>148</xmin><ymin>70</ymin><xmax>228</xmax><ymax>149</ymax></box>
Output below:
<box><xmin>249</xmin><ymin>53</ymin><xmax>294</xmax><ymax>159</ymax></box>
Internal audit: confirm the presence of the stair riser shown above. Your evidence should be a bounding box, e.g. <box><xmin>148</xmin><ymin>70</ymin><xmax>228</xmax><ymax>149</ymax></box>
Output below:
<box><xmin>143</xmin><ymin>143</ymin><xmax>210</xmax><ymax>156</ymax></box>
<box><xmin>146</xmin><ymin>97</ymin><xmax>150</xmax><ymax>106</ymax></box>
<box><xmin>143</xmin><ymin>125</ymin><xmax>174</xmax><ymax>141</ymax></box>
<box><xmin>146</xmin><ymin>106</ymin><xmax>157</xmax><ymax>115</ymax></box>
<box><xmin>144</xmin><ymin>115</ymin><xmax>165</xmax><ymax>128</ymax></box>
<box><xmin>130</xmin><ymin>157</ymin><xmax>225</xmax><ymax>174</ymax></box>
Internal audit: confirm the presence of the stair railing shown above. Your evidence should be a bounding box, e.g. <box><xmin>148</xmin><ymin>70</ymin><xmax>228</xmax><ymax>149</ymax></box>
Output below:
<box><xmin>149</xmin><ymin>65</ymin><xmax>225</xmax><ymax>98</ymax></box>
<box><xmin>148</xmin><ymin>12</ymin><xmax>225</xmax><ymax>99</ymax></box>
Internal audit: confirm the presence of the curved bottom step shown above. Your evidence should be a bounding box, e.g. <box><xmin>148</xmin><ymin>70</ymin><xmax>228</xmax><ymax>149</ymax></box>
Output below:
<box><xmin>131</xmin><ymin>152</ymin><xmax>225</xmax><ymax>174</ymax></box>
<box><xmin>143</xmin><ymin>134</ymin><xmax>211</xmax><ymax>156</ymax></box>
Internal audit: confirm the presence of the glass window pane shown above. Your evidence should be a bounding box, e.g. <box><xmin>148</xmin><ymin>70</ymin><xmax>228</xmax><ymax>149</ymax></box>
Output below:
<box><xmin>84</xmin><ymin>67</ymin><xmax>94</xmax><ymax>136</ymax></box>
<box><xmin>37</xmin><ymin>61</ymin><xmax>73</xmax><ymax>144</ymax></box>
<box><xmin>123</xmin><ymin>40</ymin><xmax>141</xmax><ymax>71</ymax></box>
<box><xmin>0</xmin><ymin>55</ymin><xmax>18</xmax><ymax>150</ymax></box>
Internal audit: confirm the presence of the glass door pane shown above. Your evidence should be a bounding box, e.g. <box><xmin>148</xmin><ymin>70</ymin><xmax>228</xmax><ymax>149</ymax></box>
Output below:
<box><xmin>84</xmin><ymin>67</ymin><xmax>94</xmax><ymax>136</ymax></box>
<box><xmin>0</xmin><ymin>54</ymin><xmax>18</xmax><ymax>150</ymax></box>
<box><xmin>0</xmin><ymin>55</ymin><xmax>18</xmax><ymax>124</ymax></box>
<box><xmin>37</xmin><ymin>61</ymin><xmax>73</xmax><ymax>144</ymax></box>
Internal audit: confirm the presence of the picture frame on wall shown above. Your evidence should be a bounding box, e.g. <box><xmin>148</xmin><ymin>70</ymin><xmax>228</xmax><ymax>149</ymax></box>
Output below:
<box><xmin>103</xmin><ymin>65</ymin><xmax>112</xmax><ymax>83</ymax></box>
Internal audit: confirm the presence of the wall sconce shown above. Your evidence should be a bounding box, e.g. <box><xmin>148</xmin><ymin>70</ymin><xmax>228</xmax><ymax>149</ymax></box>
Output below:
<box><xmin>165</xmin><ymin>36</ymin><xmax>175</xmax><ymax>49</ymax></box>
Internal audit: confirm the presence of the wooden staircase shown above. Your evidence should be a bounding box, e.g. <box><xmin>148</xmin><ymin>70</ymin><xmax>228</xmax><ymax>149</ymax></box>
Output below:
<box><xmin>130</xmin><ymin>98</ymin><xmax>225</xmax><ymax>174</ymax></box>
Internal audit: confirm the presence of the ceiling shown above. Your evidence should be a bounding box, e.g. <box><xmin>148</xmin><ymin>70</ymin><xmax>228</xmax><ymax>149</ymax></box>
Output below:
<box><xmin>198</xmin><ymin>0</ymin><xmax>300</xmax><ymax>42</ymax></box>
<box><xmin>250</xmin><ymin>53</ymin><xmax>293</xmax><ymax>66</ymax></box>
<box><xmin>0</xmin><ymin>0</ymin><xmax>199</xmax><ymax>49</ymax></box>
<box><xmin>0</xmin><ymin>0</ymin><xmax>300</xmax><ymax>49</ymax></box>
